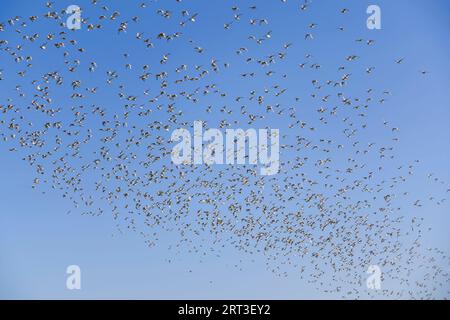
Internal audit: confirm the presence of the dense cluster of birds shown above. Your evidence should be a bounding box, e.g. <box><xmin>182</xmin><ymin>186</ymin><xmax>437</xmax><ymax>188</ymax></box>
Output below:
<box><xmin>0</xmin><ymin>0</ymin><xmax>448</xmax><ymax>299</ymax></box>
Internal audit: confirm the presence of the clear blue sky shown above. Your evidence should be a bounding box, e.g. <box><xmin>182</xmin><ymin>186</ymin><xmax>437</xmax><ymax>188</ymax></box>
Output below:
<box><xmin>0</xmin><ymin>0</ymin><xmax>449</xmax><ymax>299</ymax></box>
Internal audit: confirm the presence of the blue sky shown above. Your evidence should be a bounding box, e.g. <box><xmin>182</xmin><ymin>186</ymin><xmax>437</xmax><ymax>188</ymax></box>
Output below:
<box><xmin>0</xmin><ymin>0</ymin><xmax>449</xmax><ymax>299</ymax></box>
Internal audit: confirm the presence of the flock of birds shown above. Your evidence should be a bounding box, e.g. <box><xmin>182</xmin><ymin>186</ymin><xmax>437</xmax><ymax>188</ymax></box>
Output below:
<box><xmin>0</xmin><ymin>0</ymin><xmax>449</xmax><ymax>299</ymax></box>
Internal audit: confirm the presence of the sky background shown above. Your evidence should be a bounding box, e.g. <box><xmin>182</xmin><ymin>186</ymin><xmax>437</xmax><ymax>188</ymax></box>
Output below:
<box><xmin>0</xmin><ymin>0</ymin><xmax>450</xmax><ymax>299</ymax></box>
